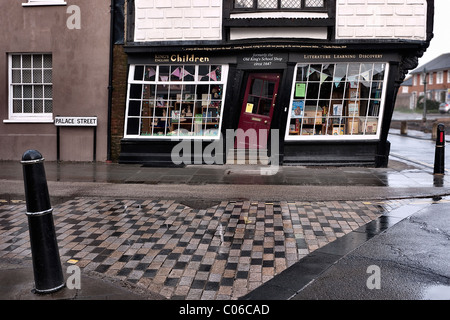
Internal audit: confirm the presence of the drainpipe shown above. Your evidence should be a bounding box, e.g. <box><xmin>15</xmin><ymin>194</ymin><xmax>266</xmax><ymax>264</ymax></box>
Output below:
<box><xmin>107</xmin><ymin>0</ymin><xmax>116</xmax><ymax>162</ymax></box>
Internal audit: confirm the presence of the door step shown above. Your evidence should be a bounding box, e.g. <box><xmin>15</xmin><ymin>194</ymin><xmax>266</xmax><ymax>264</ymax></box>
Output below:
<box><xmin>226</xmin><ymin>149</ymin><xmax>270</xmax><ymax>165</ymax></box>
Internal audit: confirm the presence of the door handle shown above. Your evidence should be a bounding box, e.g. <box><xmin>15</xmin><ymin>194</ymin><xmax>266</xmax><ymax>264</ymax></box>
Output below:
<box><xmin>264</xmin><ymin>120</ymin><xmax>268</xmax><ymax>124</ymax></box>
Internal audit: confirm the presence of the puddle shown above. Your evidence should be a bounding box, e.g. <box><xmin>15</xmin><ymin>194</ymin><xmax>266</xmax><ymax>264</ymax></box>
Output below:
<box><xmin>423</xmin><ymin>285</ymin><xmax>450</xmax><ymax>300</ymax></box>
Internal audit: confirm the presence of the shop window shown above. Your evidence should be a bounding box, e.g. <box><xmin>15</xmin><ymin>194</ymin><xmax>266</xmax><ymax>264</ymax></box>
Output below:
<box><xmin>6</xmin><ymin>54</ymin><xmax>53</xmax><ymax>122</ymax></box>
<box><xmin>234</xmin><ymin>0</ymin><xmax>325</xmax><ymax>10</ymax></box>
<box><xmin>125</xmin><ymin>65</ymin><xmax>228</xmax><ymax>139</ymax></box>
<box><xmin>286</xmin><ymin>62</ymin><xmax>388</xmax><ymax>140</ymax></box>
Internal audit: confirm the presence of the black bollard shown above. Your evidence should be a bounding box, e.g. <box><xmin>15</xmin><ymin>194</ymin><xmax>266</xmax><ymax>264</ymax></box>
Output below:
<box><xmin>434</xmin><ymin>124</ymin><xmax>445</xmax><ymax>175</ymax></box>
<box><xmin>21</xmin><ymin>150</ymin><xmax>65</xmax><ymax>294</ymax></box>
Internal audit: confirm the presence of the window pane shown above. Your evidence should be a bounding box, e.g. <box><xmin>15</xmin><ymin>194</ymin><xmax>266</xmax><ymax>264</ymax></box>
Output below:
<box><xmin>128</xmin><ymin>100</ymin><xmax>141</xmax><ymax>117</ymax></box>
<box><xmin>170</xmin><ymin>65</ymin><xmax>184</xmax><ymax>81</ymax></box>
<box><xmin>33</xmin><ymin>70</ymin><xmax>43</xmax><ymax>83</ymax></box>
<box><xmin>159</xmin><ymin>66</ymin><xmax>170</xmax><ymax>81</ymax></box>
<box><xmin>34</xmin><ymin>86</ymin><xmax>43</xmax><ymax>98</ymax></box>
<box><xmin>23</xmin><ymin>85</ymin><xmax>32</xmax><ymax>99</ymax></box>
<box><xmin>22</xmin><ymin>70</ymin><xmax>32</xmax><ymax>83</ymax></box>
<box><xmin>12</xmin><ymin>70</ymin><xmax>21</xmax><ymax>83</ymax></box>
<box><xmin>281</xmin><ymin>0</ymin><xmax>301</xmax><ymax>8</ymax></box>
<box><xmin>258</xmin><ymin>0</ymin><xmax>277</xmax><ymax>9</ymax></box>
<box><xmin>22</xmin><ymin>55</ymin><xmax>32</xmax><ymax>68</ymax></box>
<box><xmin>33</xmin><ymin>55</ymin><xmax>42</xmax><ymax>68</ymax></box>
<box><xmin>43</xmin><ymin>55</ymin><xmax>52</xmax><ymax>68</ymax></box>
<box><xmin>34</xmin><ymin>100</ymin><xmax>44</xmax><ymax>113</ymax></box>
<box><xmin>129</xmin><ymin>84</ymin><xmax>142</xmax><ymax>99</ymax></box>
<box><xmin>126</xmin><ymin>118</ymin><xmax>140</xmax><ymax>135</ymax></box>
<box><xmin>44</xmin><ymin>85</ymin><xmax>52</xmax><ymax>98</ymax></box>
<box><xmin>184</xmin><ymin>66</ymin><xmax>195</xmax><ymax>81</ymax></box>
<box><xmin>235</xmin><ymin>0</ymin><xmax>253</xmax><ymax>8</ymax></box>
<box><xmin>199</xmin><ymin>65</ymin><xmax>210</xmax><ymax>81</ymax></box>
<box><xmin>24</xmin><ymin>100</ymin><xmax>33</xmax><ymax>113</ymax></box>
<box><xmin>134</xmin><ymin>65</ymin><xmax>144</xmax><ymax>80</ymax></box>
<box><xmin>13</xmin><ymin>86</ymin><xmax>22</xmax><ymax>98</ymax></box>
<box><xmin>305</xmin><ymin>0</ymin><xmax>324</xmax><ymax>7</ymax></box>
<box><xmin>144</xmin><ymin>66</ymin><xmax>156</xmax><ymax>81</ymax></box>
<box><xmin>44</xmin><ymin>100</ymin><xmax>52</xmax><ymax>113</ymax></box>
<box><xmin>12</xmin><ymin>55</ymin><xmax>21</xmax><ymax>68</ymax></box>
<box><xmin>13</xmin><ymin>100</ymin><xmax>22</xmax><ymax>113</ymax></box>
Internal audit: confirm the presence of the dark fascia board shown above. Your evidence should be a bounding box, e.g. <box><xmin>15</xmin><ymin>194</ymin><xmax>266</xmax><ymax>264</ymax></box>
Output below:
<box><xmin>223</xmin><ymin>17</ymin><xmax>335</xmax><ymax>27</ymax></box>
<box><xmin>124</xmin><ymin>38</ymin><xmax>429</xmax><ymax>55</ymax></box>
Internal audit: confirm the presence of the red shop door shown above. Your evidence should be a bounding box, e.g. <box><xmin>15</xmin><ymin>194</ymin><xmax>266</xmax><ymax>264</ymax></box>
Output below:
<box><xmin>236</xmin><ymin>73</ymin><xmax>281</xmax><ymax>149</ymax></box>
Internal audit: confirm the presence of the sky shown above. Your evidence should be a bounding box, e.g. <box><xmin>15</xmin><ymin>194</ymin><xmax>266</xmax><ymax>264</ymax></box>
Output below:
<box><xmin>417</xmin><ymin>0</ymin><xmax>450</xmax><ymax>66</ymax></box>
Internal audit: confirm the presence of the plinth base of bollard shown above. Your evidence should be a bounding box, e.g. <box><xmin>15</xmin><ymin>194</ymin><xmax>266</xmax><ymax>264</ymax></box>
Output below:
<box><xmin>32</xmin><ymin>283</ymin><xmax>66</xmax><ymax>295</ymax></box>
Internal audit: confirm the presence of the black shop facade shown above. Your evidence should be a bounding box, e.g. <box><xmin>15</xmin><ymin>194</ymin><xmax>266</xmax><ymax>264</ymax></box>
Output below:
<box><xmin>119</xmin><ymin>46</ymin><xmax>402</xmax><ymax>167</ymax></box>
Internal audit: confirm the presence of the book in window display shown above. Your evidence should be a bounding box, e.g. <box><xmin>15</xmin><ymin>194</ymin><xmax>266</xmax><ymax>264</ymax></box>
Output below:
<box><xmin>348</xmin><ymin>103</ymin><xmax>359</xmax><ymax>117</ymax></box>
<box><xmin>347</xmin><ymin>119</ymin><xmax>360</xmax><ymax>135</ymax></box>
<box><xmin>364</xmin><ymin>119</ymin><xmax>378</xmax><ymax>134</ymax></box>
<box><xmin>291</xmin><ymin>101</ymin><xmax>304</xmax><ymax>118</ymax></box>
<box><xmin>332</xmin><ymin>125</ymin><xmax>345</xmax><ymax>136</ymax></box>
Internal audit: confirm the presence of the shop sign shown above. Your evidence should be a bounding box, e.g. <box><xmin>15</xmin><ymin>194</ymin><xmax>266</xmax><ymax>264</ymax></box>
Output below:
<box><xmin>294</xmin><ymin>53</ymin><xmax>398</xmax><ymax>62</ymax></box>
<box><xmin>154</xmin><ymin>54</ymin><xmax>210</xmax><ymax>63</ymax></box>
<box><xmin>238</xmin><ymin>53</ymin><xmax>288</xmax><ymax>69</ymax></box>
<box><xmin>54</xmin><ymin>116</ymin><xmax>97</xmax><ymax>127</ymax></box>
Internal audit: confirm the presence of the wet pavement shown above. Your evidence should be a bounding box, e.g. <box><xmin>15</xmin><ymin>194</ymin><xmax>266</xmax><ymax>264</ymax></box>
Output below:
<box><xmin>0</xmin><ymin>196</ymin><xmax>409</xmax><ymax>300</ymax></box>
<box><xmin>1</xmin><ymin>138</ymin><xmax>450</xmax><ymax>302</ymax></box>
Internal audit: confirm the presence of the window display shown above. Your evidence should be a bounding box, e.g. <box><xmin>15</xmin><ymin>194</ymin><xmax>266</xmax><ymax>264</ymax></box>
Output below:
<box><xmin>125</xmin><ymin>64</ymin><xmax>228</xmax><ymax>139</ymax></box>
<box><xmin>286</xmin><ymin>62</ymin><xmax>388</xmax><ymax>140</ymax></box>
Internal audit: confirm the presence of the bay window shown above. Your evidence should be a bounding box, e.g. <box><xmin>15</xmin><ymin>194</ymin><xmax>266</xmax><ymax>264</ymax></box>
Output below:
<box><xmin>125</xmin><ymin>64</ymin><xmax>228</xmax><ymax>139</ymax></box>
<box><xmin>286</xmin><ymin>62</ymin><xmax>388</xmax><ymax>140</ymax></box>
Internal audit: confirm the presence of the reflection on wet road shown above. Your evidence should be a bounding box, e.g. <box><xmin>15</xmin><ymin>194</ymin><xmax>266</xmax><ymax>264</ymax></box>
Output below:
<box><xmin>389</xmin><ymin>131</ymin><xmax>450</xmax><ymax>172</ymax></box>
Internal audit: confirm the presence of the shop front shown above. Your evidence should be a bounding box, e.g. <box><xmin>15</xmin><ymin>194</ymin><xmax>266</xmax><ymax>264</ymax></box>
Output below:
<box><xmin>119</xmin><ymin>45</ymin><xmax>400</xmax><ymax>167</ymax></box>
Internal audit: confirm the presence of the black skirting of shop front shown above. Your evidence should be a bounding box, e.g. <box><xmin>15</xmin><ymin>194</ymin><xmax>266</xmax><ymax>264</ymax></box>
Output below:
<box><xmin>119</xmin><ymin>139</ymin><xmax>390</xmax><ymax>167</ymax></box>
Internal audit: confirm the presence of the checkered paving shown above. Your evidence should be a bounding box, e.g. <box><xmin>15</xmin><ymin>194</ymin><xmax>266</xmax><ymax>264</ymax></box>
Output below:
<box><xmin>0</xmin><ymin>198</ymin><xmax>408</xmax><ymax>299</ymax></box>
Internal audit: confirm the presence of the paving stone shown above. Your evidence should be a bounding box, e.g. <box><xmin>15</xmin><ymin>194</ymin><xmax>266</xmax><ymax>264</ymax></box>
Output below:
<box><xmin>0</xmin><ymin>198</ymin><xmax>409</xmax><ymax>299</ymax></box>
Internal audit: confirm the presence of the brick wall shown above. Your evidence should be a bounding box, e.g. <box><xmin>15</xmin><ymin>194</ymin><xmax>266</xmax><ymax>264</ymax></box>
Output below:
<box><xmin>111</xmin><ymin>45</ymin><xmax>128</xmax><ymax>162</ymax></box>
<box><xmin>336</xmin><ymin>0</ymin><xmax>427</xmax><ymax>40</ymax></box>
<box><xmin>134</xmin><ymin>0</ymin><xmax>222</xmax><ymax>42</ymax></box>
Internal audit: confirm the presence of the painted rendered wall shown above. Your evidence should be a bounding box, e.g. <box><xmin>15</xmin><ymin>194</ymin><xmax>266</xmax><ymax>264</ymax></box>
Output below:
<box><xmin>0</xmin><ymin>0</ymin><xmax>110</xmax><ymax>161</ymax></box>
<box><xmin>134</xmin><ymin>0</ymin><xmax>223</xmax><ymax>42</ymax></box>
<box><xmin>335</xmin><ymin>0</ymin><xmax>428</xmax><ymax>40</ymax></box>
<box><xmin>133</xmin><ymin>0</ymin><xmax>429</xmax><ymax>43</ymax></box>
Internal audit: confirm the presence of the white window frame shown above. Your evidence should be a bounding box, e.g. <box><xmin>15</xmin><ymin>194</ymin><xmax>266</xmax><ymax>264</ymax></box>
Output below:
<box><xmin>437</xmin><ymin>71</ymin><xmax>444</xmax><ymax>84</ymax></box>
<box><xmin>124</xmin><ymin>64</ymin><xmax>229</xmax><ymax>140</ymax></box>
<box><xmin>429</xmin><ymin>72</ymin><xmax>433</xmax><ymax>85</ymax></box>
<box><xmin>447</xmin><ymin>70</ymin><xmax>450</xmax><ymax>83</ymax></box>
<box><xmin>5</xmin><ymin>53</ymin><xmax>53</xmax><ymax>123</ymax></box>
<box><xmin>285</xmin><ymin>62</ymin><xmax>389</xmax><ymax>141</ymax></box>
<box><xmin>22</xmin><ymin>0</ymin><xmax>67</xmax><ymax>6</ymax></box>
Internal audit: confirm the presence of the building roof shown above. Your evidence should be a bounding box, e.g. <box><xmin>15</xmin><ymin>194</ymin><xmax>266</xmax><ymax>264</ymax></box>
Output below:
<box><xmin>400</xmin><ymin>77</ymin><xmax>413</xmax><ymax>86</ymax></box>
<box><xmin>411</xmin><ymin>53</ymin><xmax>450</xmax><ymax>74</ymax></box>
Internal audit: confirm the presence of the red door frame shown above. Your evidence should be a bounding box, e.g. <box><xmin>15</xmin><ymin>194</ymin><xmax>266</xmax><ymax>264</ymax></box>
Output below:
<box><xmin>236</xmin><ymin>73</ymin><xmax>281</xmax><ymax>149</ymax></box>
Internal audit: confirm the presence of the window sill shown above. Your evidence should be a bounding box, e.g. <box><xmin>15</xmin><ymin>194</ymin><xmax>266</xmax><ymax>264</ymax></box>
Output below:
<box><xmin>3</xmin><ymin>119</ymin><xmax>54</xmax><ymax>124</ymax></box>
<box><xmin>22</xmin><ymin>2</ymin><xmax>67</xmax><ymax>7</ymax></box>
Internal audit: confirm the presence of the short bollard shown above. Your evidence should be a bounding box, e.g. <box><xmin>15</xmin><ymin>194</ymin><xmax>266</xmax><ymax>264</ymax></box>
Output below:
<box><xmin>434</xmin><ymin>124</ymin><xmax>445</xmax><ymax>175</ymax></box>
<box><xmin>21</xmin><ymin>150</ymin><xmax>65</xmax><ymax>294</ymax></box>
